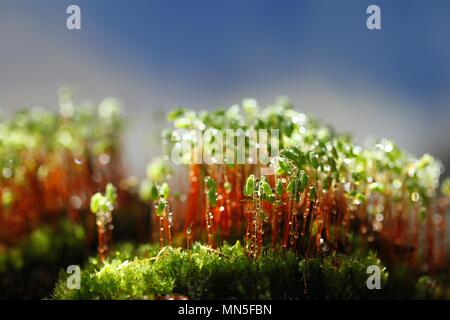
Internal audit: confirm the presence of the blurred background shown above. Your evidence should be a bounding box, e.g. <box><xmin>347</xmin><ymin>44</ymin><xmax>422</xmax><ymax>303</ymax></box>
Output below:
<box><xmin>1</xmin><ymin>0</ymin><xmax>450</xmax><ymax>177</ymax></box>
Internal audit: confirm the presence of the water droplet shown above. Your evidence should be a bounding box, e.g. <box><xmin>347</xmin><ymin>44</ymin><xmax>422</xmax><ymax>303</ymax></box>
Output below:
<box><xmin>384</xmin><ymin>142</ymin><xmax>394</xmax><ymax>153</ymax></box>
<box><xmin>392</xmin><ymin>179</ymin><xmax>402</xmax><ymax>189</ymax></box>
<box><xmin>2</xmin><ymin>167</ymin><xmax>12</xmax><ymax>179</ymax></box>
<box><xmin>433</xmin><ymin>214</ymin><xmax>442</xmax><ymax>224</ymax></box>
<box><xmin>411</xmin><ymin>192</ymin><xmax>420</xmax><ymax>202</ymax></box>
<box><xmin>99</xmin><ymin>153</ymin><xmax>110</xmax><ymax>165</ymax></box>
<box><xmin>70</xmin><ymin>195</ymin><xmax>82</xmax><ymax>209</ymax></box>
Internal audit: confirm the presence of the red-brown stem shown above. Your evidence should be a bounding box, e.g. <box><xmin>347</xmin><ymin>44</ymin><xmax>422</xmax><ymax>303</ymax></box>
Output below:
<box><xmin>159</xmin><ymin>216</ymin><xmax>164</xmax><ymax>248</ymax></box>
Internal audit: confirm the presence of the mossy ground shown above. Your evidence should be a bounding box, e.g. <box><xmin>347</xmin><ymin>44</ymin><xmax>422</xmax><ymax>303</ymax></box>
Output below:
<box><xmin>52</xmin><ymin>241</ymin><xmax>447</xmax><ymax>300</ymax></box>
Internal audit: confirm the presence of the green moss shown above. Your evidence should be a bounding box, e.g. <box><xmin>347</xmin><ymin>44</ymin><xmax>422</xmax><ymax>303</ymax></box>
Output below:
<box><xmin>53</xmin><ymin>242</ymin><xmax>395</xmax><ymax>300</ymax></box>
<box><xmin>54</xmin><ymin>241</ymin><xmax>450</xmax><ymax>300</ymax></box>
<box><xmin>299</xmin><ymin>252</ymin><xmax>387</xmax><ymax>299</ymax></box>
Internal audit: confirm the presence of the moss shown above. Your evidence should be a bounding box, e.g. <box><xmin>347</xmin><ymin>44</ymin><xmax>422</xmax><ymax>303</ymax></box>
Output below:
<box><xmin>299</xmin><ymin>252</ymin><xmax>388</xmax><ymax>299</ymax></box>
<box><xmin>152</xmin><ymin>97</ymin><xmax>450</xmax><ymax>270</ymax></box>
<box><xmin>53</xmin><ymin>241</ymin><xmax>396</xmax><ymax>300</ymax></box>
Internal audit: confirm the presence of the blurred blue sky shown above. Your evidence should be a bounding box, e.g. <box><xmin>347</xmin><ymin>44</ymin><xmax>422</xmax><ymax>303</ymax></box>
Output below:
<box><xmin>1</xmin><ymin>0</ymin><xmax>450</xmax><ymax>174</ymax></box>
<box><xmin>3</xmin><ymin>0</ymin><xmax>450</xmax><ymax>102</ymax></box>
